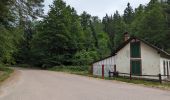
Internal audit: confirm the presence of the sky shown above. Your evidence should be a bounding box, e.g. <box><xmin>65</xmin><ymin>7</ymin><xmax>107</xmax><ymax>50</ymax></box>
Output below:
<box><xmin>43</xmin><ymin>0</ymin><xmax>150</xmax><ymax>19</ymax></box>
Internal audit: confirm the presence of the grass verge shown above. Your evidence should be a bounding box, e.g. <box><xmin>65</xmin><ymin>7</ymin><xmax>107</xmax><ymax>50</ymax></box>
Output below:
<box><xmin>104</xmin><ymin>77</ymin><xmax>170</xmax><ymax>90</ymax></box>
<box><xmin>49</xmin><ymin>66</ymin><xmax>89</xmax><ymax>76</ymax></box>
<box><xmin>49</xmin><ymin>66</ymin><xmax>170</xmax><ymax>90</ymax></box>
<box><xmin>0</xmin><ymin>66</ymin><xmax>14</xmax><ymax>83</ymax></box>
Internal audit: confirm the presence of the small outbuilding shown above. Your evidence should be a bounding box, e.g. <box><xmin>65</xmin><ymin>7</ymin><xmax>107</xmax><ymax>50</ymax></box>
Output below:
<box><xmin>92</xmin><ymin>33</ymin><xmax>170</xmax><ymax>80</ymax></box>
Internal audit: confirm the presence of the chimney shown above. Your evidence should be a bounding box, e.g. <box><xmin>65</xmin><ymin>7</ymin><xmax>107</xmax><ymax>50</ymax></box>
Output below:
<box><xmin>124</xmin><ymin>32</ymin><xmax>130</xmax><ymax>41</ymax></box>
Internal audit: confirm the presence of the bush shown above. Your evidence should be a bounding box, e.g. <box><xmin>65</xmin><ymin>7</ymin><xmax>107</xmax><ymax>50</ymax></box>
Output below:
<box><xmin>73</xmin><ymin>50</ymin><xmax>99</xmax><ymax>65</ymax></box>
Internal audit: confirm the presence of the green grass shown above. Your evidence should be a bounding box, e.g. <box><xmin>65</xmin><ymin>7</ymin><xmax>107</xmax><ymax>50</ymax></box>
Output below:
<box><xmin>0</xmin><ymin>67</ymin><xmax>14</xmax><ymax>83</ymax></box>
<box><xmin>96</xmin><ymin>76</ymin><xmax>170</xmax><ymax>90</ymax></box>
<box><xmin>49</xmin><ymin>66</ymin><xmax>89</xmax><ymax>76</ymax></box>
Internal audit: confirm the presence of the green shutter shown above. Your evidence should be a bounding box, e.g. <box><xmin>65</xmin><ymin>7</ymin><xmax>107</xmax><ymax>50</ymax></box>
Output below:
<box><xmin>131</xmin><ymin>60</ymin><xmax>141</xmax><ymax>75</ymax></box>
<box><xmin>130</xmin><ymin>42</ymin><xmax>140</xmax><ymax>58</ymax></box>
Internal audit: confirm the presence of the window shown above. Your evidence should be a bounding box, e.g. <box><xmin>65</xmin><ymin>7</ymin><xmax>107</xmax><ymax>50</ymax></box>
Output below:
<box><xmin>130</xmin><ymin>41</ymin><xmax>141</xmax><ymax>58</ymax></box>
<box><xmin>131</xmin><ymin>60</ymin><xmax>141</xmax><ymax>75</ymax></box>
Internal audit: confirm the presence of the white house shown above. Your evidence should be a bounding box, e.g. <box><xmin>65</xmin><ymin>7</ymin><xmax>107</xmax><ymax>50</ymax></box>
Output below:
<box><xmin>92</xmin><ymin>33</ymin><xmax>170</xmax><ymax>80</ymax></box>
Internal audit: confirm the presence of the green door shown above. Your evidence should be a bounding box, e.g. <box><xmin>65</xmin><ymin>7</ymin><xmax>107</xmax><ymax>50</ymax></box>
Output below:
<box><xmin>131</xmin><ymin>60</ymin><xmax>141</xmax><ymax>75</ymax></box>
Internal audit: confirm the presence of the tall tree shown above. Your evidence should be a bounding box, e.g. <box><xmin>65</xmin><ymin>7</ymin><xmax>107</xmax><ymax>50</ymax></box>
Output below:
<box><xmin>123</xmin><ymin>3</ymin><xmax>134</xmax><ymax>24</ymax></box>
<box><xmin>112</xmin><ymin>11</ymin><xmax>127</xmax><ymax>49</ymax></box>
<box><xmin>90</xmin><ymin>16</ymin><xmax>110</xmax><ymax>58</ymax></box>
<box><xmin>131</xmin><ymin>4</ymin><xmax>145</xmax><ymax>35</ymax></box>
<box><xmin>80</xmin><ymin>12</ymin><xmax>96</xmax><ymax>51</ymax></box>
<box><xmin>102</xmin><ymin>11</ymin><xmax>126</xmax><ymax>50</ymax></box>
<box><xmin>0</xmin><ymin>0</ymin><xmax>15</xmax><ymax>28</ymax></box>
<box><xmin>163</xmin><ymin>0</ymin><xmax>170</xmax><ymax>52</ymax></box>
<box><xmin>136</xmin><ymin>1</ymin><xmax>168</xmax><ymax>49</ymax></box>
<box><xmin>14</xmin><ymin>0</ymin><xmax>44</xmax><ymax>64</ymax></box>
<box><xmin>31</xmin><ymin>0</ymin><xmax>84</xmax><ymax>66</ymax></box>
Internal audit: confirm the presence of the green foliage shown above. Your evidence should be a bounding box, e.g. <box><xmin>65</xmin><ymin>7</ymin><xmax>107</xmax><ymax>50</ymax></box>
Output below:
<box><xmin>30</xmin><ymin>1</ymin><xmax>110</xmax><ymax>67</ymax></box>
<box><xmin>103</xmin><ymin>1</ymin><xmax>170</xmax><ymax>53</ymax></box>
<box><xmin>123</xmin><ymin>3</ymin><xmax>134</xmax><ymax>24</ymax></box>
<box><xmin>73</xmin><ymin>50</ymin><xmax>99</xmax><ymax>65</ymax></box>
<box><xmin>0</xmin><ymin>25</ymin><xmax>16</xmax><ymax>64</ymax></box>
<box><xmin>0</xmin><ymin>0</ymin><xmax>14</xmax><ymax>27</ymax></box>
<box><xmin>97</xmin><ymin>32</ymin><xmax>111</xmax><ymax>58</ymax></box>
<box><xmin>102</xmin><ymin>11</ymin><xmax>127</xmax><ymax>50</ymax></box>
<box><xmin>131</xmin><ymin>1</ymin><xmax>168</xmax><ymax>49</ymax></box>
<box><xmin>0</xmin><ymin>0</ymin><xmax>44</xmax><ymax>65</ymax></box>
<box><xmin>1</xmin><ymin>0</ymin><xmax>170</xmax><ymax>69</ymax></box>
<box><xmin>31</xmin><ymin>0</ymin><xmax>93</xmax><ymax>66</ymax></box>
<box><xmin>0</xmin><ymin>64</ymin><xmax>14</xmax><ymax>83</ymax></box>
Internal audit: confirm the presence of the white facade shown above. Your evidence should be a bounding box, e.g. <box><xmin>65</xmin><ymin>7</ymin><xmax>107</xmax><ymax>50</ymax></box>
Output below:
<box><xmin>92</xmin><ymin>43</ymin><xmax>131</xmax><ymax>77</ymax></box>
<box><xmin>140</xmin><ymin>42</ymin><xmax>161</xmax><ymax>79</ymax></box>
<box><xmin>115</xmin><ymin>43</ymin><xmax>130</xmax><ymax>74</ymax></box>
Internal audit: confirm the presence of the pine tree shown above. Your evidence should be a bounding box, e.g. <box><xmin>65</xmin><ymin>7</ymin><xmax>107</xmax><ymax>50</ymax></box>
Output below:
<box><xmin>13</xmin><ymin>0</ymin><xmax>44</xmax><ymax>64</ymax></box>
<box><xmin>123</xmin><ymin>3</ymin><xmax>134</xmax><ymax>24</ymax></box>
<box><xmin>31</xmin><ymin>0</ymin><xmax>84</xmax><ymax>66</ymax></box>
<box><xmin>137</xmin><ymin>1</ymin><xmax>167</xmax><ymax>48</ymax></box>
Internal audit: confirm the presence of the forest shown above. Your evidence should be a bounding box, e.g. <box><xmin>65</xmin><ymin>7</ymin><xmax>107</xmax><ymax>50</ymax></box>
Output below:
<box><xmin>0</xmin><ymin>0</ymin><xmax>170</xmax><ymax>68</ymax></box>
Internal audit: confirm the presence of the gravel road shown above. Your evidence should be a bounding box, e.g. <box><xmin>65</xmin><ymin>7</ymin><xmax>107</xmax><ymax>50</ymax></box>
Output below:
<box><xmin>0</xmin><ymin>68</ymin><xmax>170</xmax><ymax>100</ymax></box>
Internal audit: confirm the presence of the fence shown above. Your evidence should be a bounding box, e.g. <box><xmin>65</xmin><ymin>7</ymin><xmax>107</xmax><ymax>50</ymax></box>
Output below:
<box><xmin>93</xmin><ymin>64</ymin><xmax>115</xmax><ymax>78</ymax></box>
<box><xmin>108</xmin><ymin>71</ymin><xmax>170</xmax><ymax>84</ymax></box>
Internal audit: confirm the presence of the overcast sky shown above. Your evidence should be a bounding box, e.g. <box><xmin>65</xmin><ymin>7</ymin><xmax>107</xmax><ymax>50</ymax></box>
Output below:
<box><xmin>43</xmin><ymin>0</ymin><xmax>150</xmax><ymax>19</ymax></box>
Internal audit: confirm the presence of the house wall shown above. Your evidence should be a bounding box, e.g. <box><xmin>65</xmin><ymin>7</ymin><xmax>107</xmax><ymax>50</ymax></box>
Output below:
<box><xmin>160</xmin><ymin>57</ymin><xmax>170</xmax><ymax>79</ymax></box>
<box><xmin>115</xmin><ymin>43</ymin><xmax>131</xmax><ymax>73</ymax></box>
<box><xmin>140</xmin><ymin>42</ymin><xmax>161</xmax><ymax>79</ymax></box>
<box><xmin>93</xmin><ymin>56</ymin><xmax>115</xmax><ymax>77</ymax></box>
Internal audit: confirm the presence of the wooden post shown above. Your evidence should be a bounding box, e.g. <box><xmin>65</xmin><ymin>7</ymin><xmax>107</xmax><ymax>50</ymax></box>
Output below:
<box><xmin>109</xmin><ymin>70</ymin><xmax>111</xmax><ymax>78</ymax></box>
<box><xmin>130</xmin><ymin>73</ymin><xmax>132</xmax><ymax>80</ymax></box>
<box><xmin>114</xmin><ymin>65</ymin><xmax>116</xmax><ymax>73</ymax></box>
<box><xmin>90</xmin><ymin>64</ymin><xmax>93</xmax><ymax>75</ymax></box>
<box><xmin>116</xmin><ymin>71</ymin><xmax>119</xmax><ymax>77</ymax></box>
<box><xmin>158</xmin><ymin>74</ymin><xmax>162</xmax><ymax>84</ymax></box>
<box><xmin>167</xmin><ymin>65</ymin><xmax>169</xmax><ymax>78</ymax></box>
<box><xmin>102</xmin><ymin>65</ymin><xmax>104</xmax><ymax>79</ymax></box>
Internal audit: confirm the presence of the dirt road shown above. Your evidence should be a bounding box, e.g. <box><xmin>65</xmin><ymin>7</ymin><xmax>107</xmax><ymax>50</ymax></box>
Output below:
<box><xmin>0</xmin><ymin>68</ymin><xmax>170</xmax><ymax>100</ymax></box>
